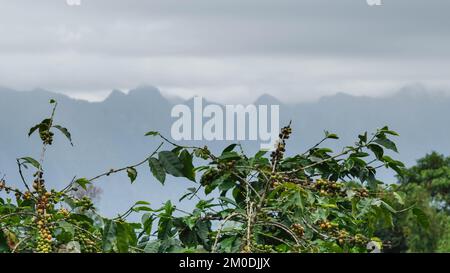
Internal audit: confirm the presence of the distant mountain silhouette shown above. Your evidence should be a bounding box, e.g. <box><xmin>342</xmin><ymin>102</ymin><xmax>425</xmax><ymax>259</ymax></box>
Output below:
<box><xmin>1</xmin><ymin>86</ymin><xmax>449</xmax><ymax>216</ymax></box>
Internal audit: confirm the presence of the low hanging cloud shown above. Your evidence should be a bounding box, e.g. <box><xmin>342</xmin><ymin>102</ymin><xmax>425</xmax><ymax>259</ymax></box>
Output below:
<box><xmin>0</xmin><ymin>0</ymin><xmax>449</xmax><ymax>103</ymax></box>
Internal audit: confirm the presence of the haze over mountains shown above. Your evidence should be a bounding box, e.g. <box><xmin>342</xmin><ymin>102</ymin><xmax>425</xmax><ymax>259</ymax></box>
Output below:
<box><xmin>1</xmin><ymin>85</ymin><xmax>449</xmax><ymax>216</ymax></box>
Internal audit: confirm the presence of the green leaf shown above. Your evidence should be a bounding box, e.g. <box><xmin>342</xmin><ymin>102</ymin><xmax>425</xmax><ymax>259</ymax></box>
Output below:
<box><xmin>28</xmin><ymin>124</ymin><xmax>40</xmax><ymax>137</ymax></box>
<box><xmin>179</xmin><ymin>227</ymin><xmax>198</xmax><ymax>247</ymax></box>
<box><xmin>382</xmin><ymin>156</ymin><xmax>405</xmax><ymax>175</ymax></box>
<box><xmin>380</xmin><ymin>201</ymin><xmax>397</xmax><ymax>213</ymax></box>
<box><xmin>29</xmin><ymin>119</ymin><xmax>52</xmax><ymax>138</ymax></box>
<box><xmin>158</xmin><ymin>151</ymin><xmax>184</xmax><ymax>177</ymax></box>
<box><xmin>149</xmin><ymin>158</ymin><xmax>166</xmax><ymax>184</ymax></box>
<box><xmin>222</xmin><ymin>144</ymin><xmax>237</xmax><ymax>154</ymax></box>
<box><xmin>171</xmin><ymin>146</ymin><xmax>183</xmax><ymax>154</ymax></box>
<box><xmin>142</xmin><ymin>214</ymin><xmax>155</xmax><ymax>235</ymax></box>
<box><xmin>145</xmin><ymin>131</ymin><xmax>159</xmax><ymax>136</ymax></box>
<box><xmin>345</xmin><ymin>158</ymin><xmax>355</xmax><ymax>170</ymax></box>
<box><xmin>158</xmin><ymin>201</ymin><xmax>175</xmax><ymax>240</ymax></box>
<box><xmin>350</xmin><ymin>152</ymin><xmax>370</xmax><ymax>158</ymax></box>
<box><xmin>392</xmin><ymin>192</ymin><xmax>405</xmax><ymax>205</ymax></box>
<box><xmin>220</xmin><ymin>236</ymin><xmax>241</xmax><ymax>253</ymax></box>
<box><xmin>218</xmin><ymin>196</ymin><xmax>238</xmax><ymax>207</ymax></box>
<box><xmin>413</xmin><ymin>208</ymin><xmax>430</xmax><ymax>228</ymax></box>
<box><xmin>195</xmin><ymin>220</ymin><xmax>211</xmax><ymax>245</ymax></box>
<box><xmin>325</xmin><ymin>131</ymin><xmax>339</xmax><ymax>139</ymax></box>
<box><xmin>53</xmin><ymin>125</ymin><xmax>73</xmax><ymax>146</ymax></box>
<box><xmin>292</xmin><ymin>191</ymin><xmax>304</xmax><ymax>212</ymax></box>
<box><xmin>218</xmin><ymin>151</ymin><xmax>241</xmax><ymax>161</ymax></box>
<box><xmin>115</xmin><ymin>222</ymin><xmax>131</xmax><ymax>253</ymax></box>
<box><xmin>374</xmin><ymin>137</ymin><xmax>398</xmax><ymax>153</ymax></box>
<box><xmin>358</xmin><ymin>132</ymin><xmax>368</xmax><ymax>143</ymax></box>
<box><xmin>179</xmin><ymin>150</ymin><xmax>196</xmax><ymax>182</ymax></box>
<box><xmin>254</xmin><ymin>150</ymin><xmax>268</xmax><ymax>158</ymax></box>
<box><xmin>102</xmin><ymin>219</ymin><xmax>117</xmax><ymax>252</ymax></box>
<box><xmin>218</xmin><ymin>176</ymin><xmax>235</xmax><ymax>192</ymax></box>
<box><xmin>74</xmin><ymin>178</ymin><xmax>91</xmax><ymax>190</ymax></box>
<box><xmin>127</xmin><ymin>167</ymin><xmax>138</xmax><ymax>183</ymax></box>
<box><xmin>55</xmin><ymin>221</ymin><xmax>75</xmax><ymax>242</ymax></box>
<box><xmin>20</xmin><ymin>157</ymin><xmax>41</xmax><ymax>169</ymax></box>
<box><xmin>133</xmin><ymin>206</ymin><xmax>153</xmax><ymax>212</ymax></box>
<box><xmin>315</xmin><ymin>148</ymin><xmax>333</xmax><ymax>154</ymax></box>
<box><xmin>368</xmin><ymin>144</ymin><xmax>384</xmax><ymax>160</ymax></box>
<box><xmin>380</xmin><ymin>126</ymin><xmax>399</xmax><ymax>136</ymax></box>
<box><xmin>143</xmin><ymin>240</ymin><xmax>160</xmax><ymax>253</ymax></box>
<box><xmin>135</xmin><ymin>201</ymin><xmax>150</xmax><ymax>205</ymax></box>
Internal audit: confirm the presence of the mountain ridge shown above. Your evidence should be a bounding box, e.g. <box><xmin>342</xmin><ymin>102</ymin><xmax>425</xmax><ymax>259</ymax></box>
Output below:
<box><xmin>1</xmin><ymin>86</ymin><xmax>449</xmax><ymax>217</ymax></box>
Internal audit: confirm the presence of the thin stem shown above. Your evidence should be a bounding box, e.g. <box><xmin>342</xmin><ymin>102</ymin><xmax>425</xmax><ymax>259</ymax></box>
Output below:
<box><xmin>88</xmin><ymin>142</ymin><xmax>164</xmax><ymax>183</ymax></box>
<box><xmin>301</xmin><ymin>136</ymin><xmax>329</xmax><ymax>156</ymax></box>
<box><xmin>16</xmin><ymin>159</ymin><xmax>33</xmax><ymax>194</ymax></box>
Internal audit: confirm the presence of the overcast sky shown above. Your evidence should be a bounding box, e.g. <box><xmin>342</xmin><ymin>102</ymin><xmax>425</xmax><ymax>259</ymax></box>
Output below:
<box><xmin>0</xmin><ymin>0</ymin><xmax>450</xmax><ymax>103</ymax></box>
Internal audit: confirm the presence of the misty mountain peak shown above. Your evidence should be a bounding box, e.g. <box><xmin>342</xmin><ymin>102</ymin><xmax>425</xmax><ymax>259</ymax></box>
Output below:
<box><xmin>104</xmin><ymin>86</ymin><xmax>168</xmax><ymax>105</ymax></box>
<box><xmin>128</xmin><ymin>85</ymin><xmax>165</xmax><ymax>100</ymax></box>
<box><xmin>254</xmin><ymin>94</ymin><xmax>283</xmax><ymax>105</ymax></box>
<box><xmin>105</xmin><ymin>89</ymin><xmax>126</xmax><ymax>102</ymax></box>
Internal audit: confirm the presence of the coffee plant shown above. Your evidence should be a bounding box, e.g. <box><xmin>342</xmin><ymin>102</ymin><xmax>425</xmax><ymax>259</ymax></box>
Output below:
<box><xmin>0</xmin><ymin>100</ymin><xmax>408</xmax><ymax>253</ymax></box>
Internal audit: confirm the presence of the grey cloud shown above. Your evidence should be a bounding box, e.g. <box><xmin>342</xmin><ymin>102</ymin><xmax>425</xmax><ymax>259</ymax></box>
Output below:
<box><xmin>2</xmin><ymin>0</ymin><xmax>450</xmax><ymax>58</ymax></box>
<box><xmin>0</xmin><ymin>0</ymin><xmax>450</xmax><ymax>102</ymax></box>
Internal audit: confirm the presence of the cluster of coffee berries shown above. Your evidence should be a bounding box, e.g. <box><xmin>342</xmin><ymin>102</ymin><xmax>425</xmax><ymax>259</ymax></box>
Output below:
<box><xmin>270</xmin><ymin>172</ymin><xmax>285</xmax><ymax>187</ymax></box>
<box><xmin>58</xmin><ymin>208</ymin><xmax>70</xmax><ymax>218</ymax></box>
<box><xmin>36</xmin><ymin>191</ymin><xmax>53</xmax><ymax>214</ymax></box>
<box><xmin>75</xmin><ymin>232</ymin><xmax>98</xmax><ymax>253</ymax></box>
<box><xmin>291</xmin><ymin>223</ymin><xmax>305</xmax><ymax>237</ymax></box>
<box><xmin>241</xmin><ymin>244</ymin><xmax>252</xmax><ymax>253</ymax></box>
<box><xmin>194</xmin><ymin>146</ymin><xmax>211</xmax><ymax>160</ymax></box>
<box><xmin>318</xmin><ymin>220</ymin><xmax>337</xmax><ymax>231</ymax></box>
<box><xmin>36</xmin><ymin>216</ymin><xmax>53</xmax><ymax>253</ymax></box>
<box><xmin>352</xmin><ymin>234</ymin><xmax>368</xmax><ymax>246</ymax></box>
<box><xmin>280</xmin><ymin>125</ymin><xmax>293</xmax><ymax>139</ymax></box>
<box><xmin>356</xmin><ymin>188</ymin><xmax>370</xmax><ymax>198</ymax></box>
<box><xmin>218</xmin><ymin>160</ymin><xmax>236</xmax><ymax>171</ymax></box>
<box><xmin>75</xmin><ymin>196</ymin><xmax>94</xmax><ymax>211</ymax></box>
<box><xmin>40</xmin><ymin>130</ymin><xmax>54</xmax><ymax>145</ymax></box>
<box><xmin>253</xmin><ymin>243</ymin><xmax>274</xmax><ymax>253</ymax></box>
<box><xmin>23</xmin><ymin>191</ymin><xmax>32</xmax><ymax>200</ymax></box>
<box><xmin>270</xmin><ymin>124</ymin><xmax>292</xmax><ymax>165</ymax></box>
<box><xmin>336</xmin><ymin>229</ymin><xmax>349</xmax><ymax>245</ymax></box>
<box><xmin>332</xmin><ymin>230</ymin><xmax>367</xmax><ymax>247</ymax></box>
<box><xmin>32</xmin><ymin>171</ymin><xmax>45</xmax><ymax>193</ymax></box>
<box><xmin>200</xmin><ymin>168</ymin><xmax>219</xmax><ymax>186</ymax></box>
<box><xmin>313</xmin><ymin>179</ymin><xmax>344</xmax><ymax>196</ymax></box>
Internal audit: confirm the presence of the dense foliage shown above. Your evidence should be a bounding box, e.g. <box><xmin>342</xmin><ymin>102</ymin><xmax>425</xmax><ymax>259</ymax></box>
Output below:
<box><xmin>378</xmin><ymin>152</ymin><xmax>450</xmax><ymax>252</ymax></box>
<box><xmin>0</xmin><ymin>100</ymin><xmax>413</xmax><ymax>253</ymax></box>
